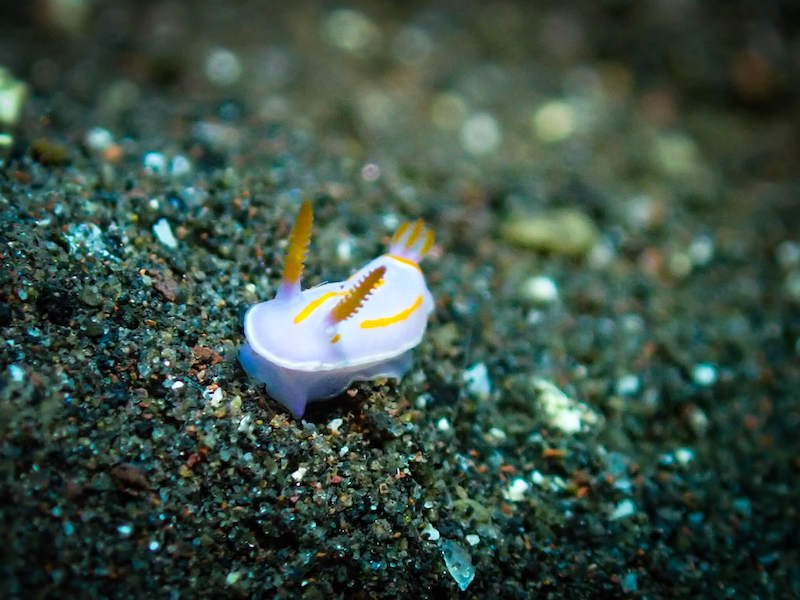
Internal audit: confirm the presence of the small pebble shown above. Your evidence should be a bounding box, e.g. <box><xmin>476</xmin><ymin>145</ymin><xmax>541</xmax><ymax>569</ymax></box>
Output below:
<box><xmin>203</xmin><ymin>386</ymin><xmax>224</xmax><ymax>405</ymax></box>
<box><xmin>520</xmin><ymin>275</ymin><xmax>559</xmax><ymax>305</ymax></box>
<box><xmin>609</xmin><ymin>499</ymin><xmax>636</xmax><ymax>521</ymax></box>
<box><xmin>733</xmin><ymin>497</ymin><xmax>752</xmax><ymax>519</ymax></box>
<box><xmin>460</xmin><ymin>112</ymin><xmax>501</xmax><ymax>156</ymax></box>
<box><xmin>0</xmin><ymin>67</ymin><xmax>27</xmax><ymax>125</ymax></box>
<box><xmin>463</xmin><ymin>362</ymin><xmax>492</xmax><ymax>400</ymax></box>
<box><xmin>689</xmin><ymin>235</ymin><xmax>714</xmax><ymax>266</ymax></box>
<box><xmin>421</xmin><ymin>523</ymin><xmax>440</xmax><ymax>542</ymax></box>
<box><xmin>237</xmin><ymin>414</ymin><xmax>253</xmax><ymax>434</ymax></box>
<box><xmin>336</xmin><ymin>238</ymin><xmax>353</xmax><ymax>263</ymax></box>
<box><xmin>290</xmin><ymin>467</ymin><xmax>307</xmax><ymax>482</ymax></box>
<box><xmin>504</xmin><ymin>478</ymin><xmax>529</xmax><ymax>502</ymax></box>
<box><xmin>668</xmin><ymin>252</ymin><xmax>692</xmax><ymax>278</ymax></box>
<box><xmin>225</xmin><ymin>570</ymin><xmax>243</xmax><ymax>586</ymax></box>
<box><xmin>360</xmin><ymin>162</ymin><xmax>380</xmax><ymax>182</ymax></box>
<box><xmin>692</xmin><ymin>363</ymin><xmax>717</xmax><ymax>386</ymax></box>
<box><xmin>65</xmin><ymin>223</ymin><xmax>112</xmax><ymax>258</ymax></box>
<box><xmin>687</xmin><ymin>405</ymin><xmax>710</xmax><ymax>437</ymax></box>
<box><xmin>533</xmin><ymin>377</ymin><xmax>601</xmax><ymax>434</ymax></box>
<box><xmin>205</xmin><ymin>48</ymin><xmax>242</xmax><ymax>87</ymax></box>
<box><xmin>392</xmin><ymin>26</ymin><xmax>432</xmax><ymax>66</ymax></box>
<box><xmin>785</xmin><ymin>271</ymin><xmax>800</xmax><ymax>302</ymax></box>
<box><xmin>616</xmin><ymin>374</ymin><xmax>640</xmax><ymax>396</ymax></box>
<box><xmin>415</xmin><ymin>393</ymin><xmax>432</xmax><ymax>409</ymax></box>
<box><xmin>323</xmin><ymin>9</ymin><xmax>379</xmax><ymax>54</ymax></box>
<box><xmin>85</xmin><ymin>127</ymin><xmax>113</xmax><ymax>152</ymax></box>
<box><xmin>487</xmin><ymin>427</ymin><xmax>506</xmax><ymax>441</ymax></box>
<box><xmin>532</xmin><ymin>100</ymin><xmax>575</xmax><ymax>143</ymax></box>
<box><xmin>620</xmin><ymin>571</ymin><xmax>638</xmax><ymax>592</ymax></box>
<box><xmin>430</xmin><ymin>93</ymin><xmax>467</xmax><ymax>130</ymax></box>
<box><xmin>776</xmin><ymin>241</ymin><xmax>800</xmax><ymax>268</ymax></box>
<box><xmin>653</xmin><ymin>131</ymin><xmax>701</xmax><ymax>176</ymax></box>
<box><xmin>170</xmin><ymin>155</ymin><xmax>191</xmax><ymax>177</ymax></box>
<box><xmin>153</xmin><ymin>218</ymin><xmax>178</xmax><ymax>250</ymax></box>
<box><xmin>501</xmin><ymin>209</ymin><xmax>599</xmax><ymax>257</ymax></box>
<box><xmin>143</xmin><ymin>152</ymin><xmax>167</xmax><ymax>176</ymax></box>
<box><xmin>674</xmin><ymin>447</ymin><xmax>695</xmax><ymax>466</ymax></box>
<box><xmin>9</xmin><ymin>364</ymin><xmax>25</xmax><ymax>383</ymax></box>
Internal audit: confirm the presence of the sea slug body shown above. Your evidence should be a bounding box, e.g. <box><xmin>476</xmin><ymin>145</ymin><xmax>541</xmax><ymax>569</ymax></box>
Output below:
<box><xmin>240</xmin><ymin>201</ymin><xmax>435</xmax><ymax>418</ymax></box>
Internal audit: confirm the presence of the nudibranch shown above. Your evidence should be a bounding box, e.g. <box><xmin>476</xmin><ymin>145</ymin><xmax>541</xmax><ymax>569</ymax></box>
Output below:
<box><xmin>239</xmin><ymin>201</ymin><xmax>435</xmax><ymax>418</ymax></box>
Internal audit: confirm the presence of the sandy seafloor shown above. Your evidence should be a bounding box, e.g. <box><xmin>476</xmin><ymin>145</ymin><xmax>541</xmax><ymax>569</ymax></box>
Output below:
<box><xmin>1</xmin><ymin>2</ymin><xmax>799</xmax><ymax>598</ymax></box>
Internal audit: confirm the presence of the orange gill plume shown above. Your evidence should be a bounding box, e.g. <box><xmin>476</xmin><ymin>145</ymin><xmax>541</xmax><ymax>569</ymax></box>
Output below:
<box><xmin>391</xmin><ymin>221</ymin><xmax>410</xmax><ymax>245</ymax></box>
<box><xmin>281</xmin><ymin>200</ymin><xmax>313</xmax><ymax>289</ymax></box>
<box><xmin>329</xmin><ymin>266</ymin><xmax>386</xmax><ymax>324</ymax></box>
<box><xmin>404</xmin><ymin>219</ymin><xmax>424</xmax><ymax>250</ymax></box>
<box><xmin>419</xmin><ymin>226</ymin><xmax>435</xmax><ymax>257</ymax></box>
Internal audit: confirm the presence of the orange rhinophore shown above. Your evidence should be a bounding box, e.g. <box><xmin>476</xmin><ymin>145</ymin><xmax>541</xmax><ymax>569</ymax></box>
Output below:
<box><xmin>279</xmin><ymin>200</ymin><xmax>313</xmax><ymax>298</ymax></box>
<box><xmin>391</xmin><ymin>221</ymin><xmax>409</xmax><ymax>245</ymax></box>
<box><xmin>329</xmin><ymin>266</ymin><xmax>386</xmax><ymax>324</ymax></box>
<box><xmin>419</xmin><ymin>228</ymin><xmax>435</xmax><ymax>257</ymax></box>
<box><xmin>404</xmin><ymin>219</ymin><xmax>424</xmax><ymax>250</ymax></box>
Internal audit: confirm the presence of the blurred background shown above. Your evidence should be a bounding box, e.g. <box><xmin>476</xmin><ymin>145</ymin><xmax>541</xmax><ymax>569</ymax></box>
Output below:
<box><xmin>2</xmin><ymin>0</ymin><xmax>798</xmax><ymax>177</ymax></box>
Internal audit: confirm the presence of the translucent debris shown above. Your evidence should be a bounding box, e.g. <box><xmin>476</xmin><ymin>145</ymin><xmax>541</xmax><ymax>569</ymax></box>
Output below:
<box><xmin>65</xmin><ymin>223</ymin><xmax>116</xmax><ymax>260</ymax></box>
<box><xmin>441</xmin><ymin>539</ymin><xmax>475</xmax><ymax>591</ymax></box>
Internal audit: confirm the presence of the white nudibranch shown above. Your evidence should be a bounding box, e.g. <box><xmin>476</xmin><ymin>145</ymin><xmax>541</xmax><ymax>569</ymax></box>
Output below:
<box><xmin>239</xmin><ymin>201</ymin><xmax>436</xmax><ymax>418</ymax></box>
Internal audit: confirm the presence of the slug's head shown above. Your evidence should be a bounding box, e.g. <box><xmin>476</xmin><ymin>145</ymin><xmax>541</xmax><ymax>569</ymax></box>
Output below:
<box><xmin>387</xmin><ymin>219</ymin><xmax>435</xmax><ymax>265</ymax></box>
